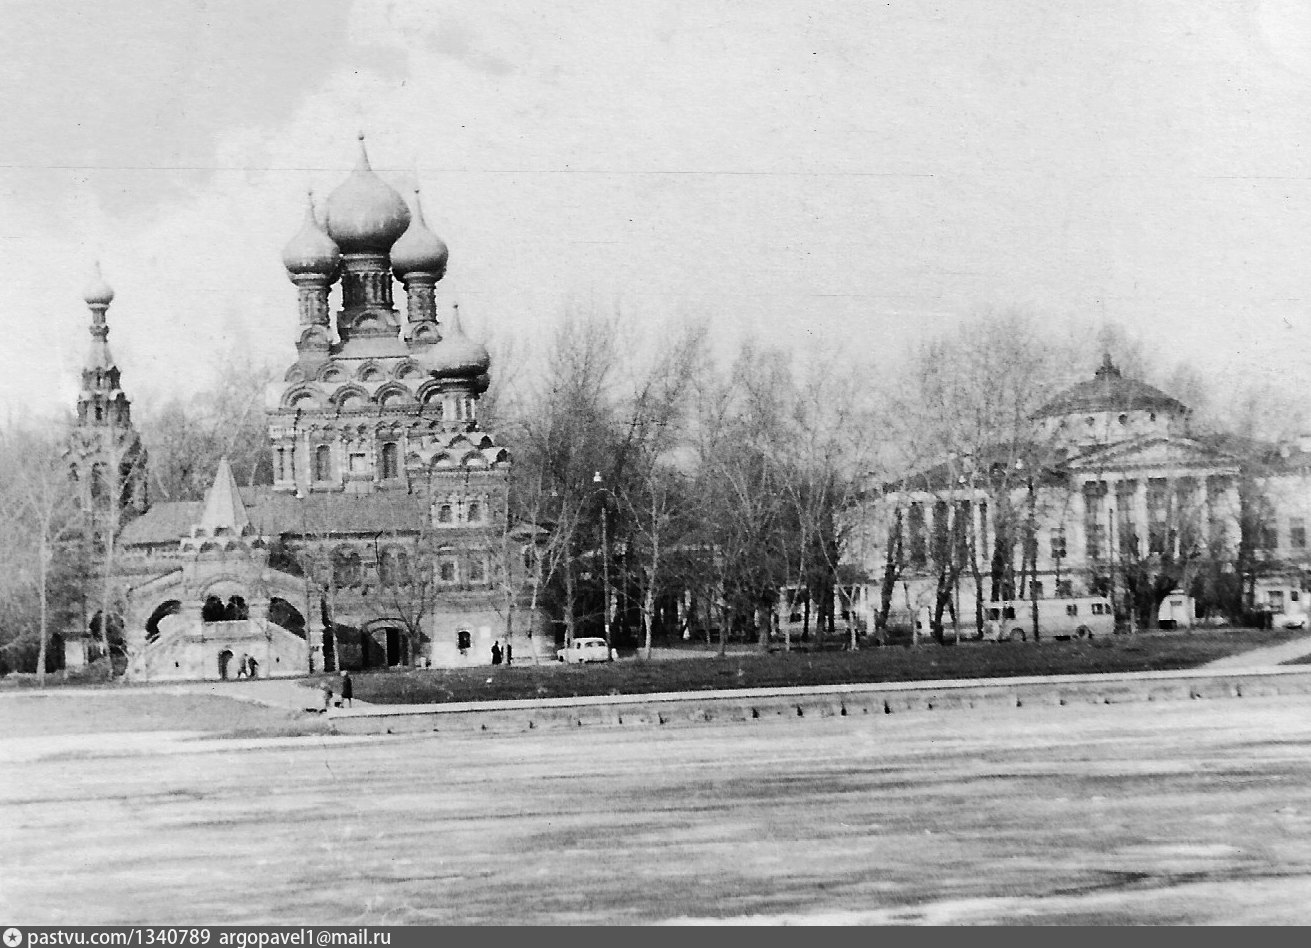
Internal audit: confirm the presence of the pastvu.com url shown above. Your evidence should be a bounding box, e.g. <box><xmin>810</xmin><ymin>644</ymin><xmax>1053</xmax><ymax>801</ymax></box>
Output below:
<box><xmin>3</xmin><ymin>931</ymin><xmax>389</xmax><ymax>948</ymax></box>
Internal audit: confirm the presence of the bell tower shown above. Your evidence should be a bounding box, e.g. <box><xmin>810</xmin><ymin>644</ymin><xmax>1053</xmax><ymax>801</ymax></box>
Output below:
<box><xmin>66</xmin><ymin>263</ymin><xmax>148</xmax><ymax>527</ymax></box>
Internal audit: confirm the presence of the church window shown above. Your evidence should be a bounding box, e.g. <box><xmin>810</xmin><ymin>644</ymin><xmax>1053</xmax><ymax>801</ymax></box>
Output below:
<box><xmin>1292</xmin><ymin>518</ymin><xmax>1307</xmax><ymax>550</ymax></box>
<box><xmin>1118</xmin><ymin>413</ymin><xmax>1128</xmax><ymax>426</ymax></box>
<box><xmin>276</xmin><ymin>448</ymin><xmax>287</xmax><ymax>481</ymax></box>
<box><xmin>437</xmin><ymin>504</ymin><xmax>454</xmax><ymax>524</ymax></box>
<box><xmin>333</xmin><ymin>549</ymin><xmax>362</xmax><ymax>587</ymax></box>
<box><xmin>380</xmin><ymin>548</ymin><xmax>410</xmax><ymax>586</ymax></box>
<box><xmin>381</xmin><ymin>442</ymin><xmax>399</xmax><ymax>480</ymax></box>
<box><xmin>201</xmin><ymin>596</ymin><xmax>226</xmax><ymax>623</ymax></box>
<box><xmin>314</xmin><ymin>445</ymin><xmax>331</xmax><ymax>481</ymax></box>
<box><xmin>91</xmin><ymin>464</ymin><xmax>107</xmax><ymax>503</ymax></box>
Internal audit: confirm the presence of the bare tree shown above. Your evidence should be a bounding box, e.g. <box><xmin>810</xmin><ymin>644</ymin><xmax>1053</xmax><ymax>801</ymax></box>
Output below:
<box><xmin>0</xmin><ymin>427</ymin><xmax>83</xmax><ymax>684</ymax></box>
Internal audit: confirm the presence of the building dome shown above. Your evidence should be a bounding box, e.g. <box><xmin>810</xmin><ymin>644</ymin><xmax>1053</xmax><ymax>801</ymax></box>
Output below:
<box><xmin>281</xmin><ymin>193</ymin><xmax>341</xmax><ymax>276</ymax></box>
<box><xmin>83</xmin><ymin>261</ymin><xmax>114</xmax><ymax>306</ymax></box>
<box><xmin>324</xmin><ymin>134</ymin><xmax>411</xmax><ymax>254</ymax></box>
<box><xmin>1033</xmin><ymin>354</ymin><xmax>1187</xmax><ymax>420</ymax></box>
<box><xmin>391</xmin><ymin>188</ymin><xmax>449</xmax><ymax>278</ymax></box>
<box><xmin>428</xmin><ymin>304</ymin><xmax>490</xmax><ymax>378</ymax></box>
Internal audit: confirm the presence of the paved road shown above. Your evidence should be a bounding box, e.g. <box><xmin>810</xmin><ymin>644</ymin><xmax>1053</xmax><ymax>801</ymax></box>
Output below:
<box><xmin>4</xmin><ymin>693</ymin><xmax>1311</xmax><ymax>924</ymax></box>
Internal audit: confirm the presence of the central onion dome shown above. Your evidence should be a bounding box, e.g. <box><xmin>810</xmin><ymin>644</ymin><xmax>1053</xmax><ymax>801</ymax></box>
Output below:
<box><xmin>83</xmin><ymin>261</ymin><xmax>115</xmax><ymax>306</ymax></box>
<box><xmin>281</xmin><ymin>192</ymin><xmax>341</xmax><ymax>276</ymax></box>
<box><xmin>324</xmin><ymin>134</ymin><xmax>411</xmax><ymax>254</ymax></box>
<box><xmin>391</xmin><ymin>188</ymin><xmax>449</xmax><ymax>278</ymax></box>
<box><xmin>429</xmin><ymin>304</ymin><xmax>490</xmax><ymax>379</ymax></box>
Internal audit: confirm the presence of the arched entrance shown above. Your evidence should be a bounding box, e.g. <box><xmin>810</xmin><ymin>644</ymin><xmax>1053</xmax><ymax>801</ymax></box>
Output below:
<box><xmin>146</xmin><ymin>600</ymin><xmax>183</xmax><ymax>643</ymax></box>
<box><xmin>268</xmin><ymin>598</ymin><xmax>306</xmax><ymax>638</ymax></box>
<box><xmin>218</xmin><ymin>649</ymin><xmax>234</xmax><ymax>680</ymax></box>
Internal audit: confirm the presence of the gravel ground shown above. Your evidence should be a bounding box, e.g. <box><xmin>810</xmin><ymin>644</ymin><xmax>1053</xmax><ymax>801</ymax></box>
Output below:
<box><xmin>4</xmin><ymin>690</ymin><xmax>1311</xmax><ymax>924</ymax></box>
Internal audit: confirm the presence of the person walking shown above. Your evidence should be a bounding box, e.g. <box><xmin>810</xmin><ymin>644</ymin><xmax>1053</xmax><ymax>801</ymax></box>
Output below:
<box><xmin>491</xmin><ymin>641</ymin><xmax>503</xmax><ymax>665</ymax></box>
<box><xmin>341</xmin><ymin>670</ymin><xmax>353</xmax><ymax>708</ymax></box>
<box><xmin>321</xmin><ymin>679</ymin><xmax>333</xmax><ymax>713</ymax></box>
<box><xmin>504</xmin><ymin>640</ymin><xmax>513</xmax><ymax>666</ymax></box>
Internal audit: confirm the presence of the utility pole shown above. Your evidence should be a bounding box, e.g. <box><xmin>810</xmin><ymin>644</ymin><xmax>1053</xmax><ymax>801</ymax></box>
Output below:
<box><xmin>593</xmin><ymin>471</ymin><xmax>614</xmax><ymax>661</ymax></box>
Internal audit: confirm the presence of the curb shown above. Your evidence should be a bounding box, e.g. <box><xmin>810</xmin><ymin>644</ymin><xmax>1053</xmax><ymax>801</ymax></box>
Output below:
<box><xmin>320</xmin><ymin>664</ymin><xmax>1311</xmax><ymax>735</ymax></box>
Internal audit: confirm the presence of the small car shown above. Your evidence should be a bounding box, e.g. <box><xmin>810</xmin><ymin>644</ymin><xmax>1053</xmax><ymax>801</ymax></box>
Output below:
<box><xmin>560</xmin><ymin>637</ymin><xmax>612</xmax><ymax>663</ymax></box>
<box><xmin>1273</xmin><ymin>613</ymin><xmax>1308</xmax><ymax>630</ymax></box>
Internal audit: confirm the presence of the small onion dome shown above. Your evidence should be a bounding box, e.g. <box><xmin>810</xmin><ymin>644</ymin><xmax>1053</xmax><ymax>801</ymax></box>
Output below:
<box><xmin>282</xmin><ymin>192</ymin><xmax>341</xmax><ymax>276</ymax></box>
<box><xmin>83</xmin><ymin>261</ymin><xmax>114</xmax><ymax>306</ymax></box>
<box><xmin>429</xmin><ymin>304</ymin><xmax>490</xmax><ymax>378</ymax></box>
<box><xmin>391</xmin><ymin>188</ymin><xmax>449</xmax><ymax>278</ymax></box>
<box><xmin>324</xmin><ymin>133</ymin><xmax>411</xmax><ymax>254</ymax></box>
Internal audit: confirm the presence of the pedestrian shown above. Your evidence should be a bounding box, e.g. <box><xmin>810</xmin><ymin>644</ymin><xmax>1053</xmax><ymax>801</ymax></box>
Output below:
<box><xmin>247</xmin><ymin>656</ymin><xmax>258</xmax><ymax>679</ymax></box>
<box><xmin>341</xmin><ymin>670</ymin><xmax>353</xmax><ymax>708</ymax></box>
<box><xmin>504</xmin><ymin>640</ymin><xmax>513</xmax><ymax>666</ymax></box>
<box><xmin>236</xmin><ymin>653</ymin><xmax>249</xmax><ymax>679</ymax></box>
<box><xmin>491</xmin><ymin>641</ymin><xmax>503</xmax><ymax>665</ymax></box>
<box><xmin>321</xmin><ymin>679</ymin><xmax>333</xmax><ymax>713</ymax></box>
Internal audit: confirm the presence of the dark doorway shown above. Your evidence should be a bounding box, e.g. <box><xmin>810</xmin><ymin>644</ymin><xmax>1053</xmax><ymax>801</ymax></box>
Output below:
<box><xmin>218</xmin><ymin>649</ymin><xmax>234</xmax><ymax>680</ymax></box>
<box><xmin>457</xmin><ymin>629</ymin><xmax>471</xmax><ymax>654</ymax></box>
<box><xmin>385</xmin><ymin>628</ymin><xmax>402</xmax><ymax>666</ymax></box>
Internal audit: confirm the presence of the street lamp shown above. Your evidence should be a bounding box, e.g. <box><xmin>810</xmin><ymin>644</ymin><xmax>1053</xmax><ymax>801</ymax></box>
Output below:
<box><xmin>295</xmin><ymin>488</ymin><xmax>317</xmax><ymax>675</ymax></box>
<box><xmin>592</xmin><ymin>470</ymin><xmax>614</xmax><ymax>661</ymax></box>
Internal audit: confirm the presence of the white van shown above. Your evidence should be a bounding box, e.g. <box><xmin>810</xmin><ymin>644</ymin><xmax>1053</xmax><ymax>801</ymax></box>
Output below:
<box><xmin>981</xmin><ymin>597</ymin><xmax>1114</xmax><ymax>642</ymax></box>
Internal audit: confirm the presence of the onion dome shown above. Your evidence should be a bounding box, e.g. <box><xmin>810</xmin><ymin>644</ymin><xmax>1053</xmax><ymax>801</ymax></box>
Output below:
<box><xmin>324</xmin><ymin>133</ymin><xmax>411</xmax><ymax>254</ymax></box>
<box><xmin>83</xmin><ymin>261</ymin><xmax>114</xmax><ymax>306</ymax></box>
<box><xmin>429</xmin><ymin>304</ymin><xmax>490</xmax><ymax>378</ymax></box>
<box><xmin>282</xmin><ymin>192</ymin><xmax>341</xmax><ymax>276</ymax></box>
<box><xmin>391</xmin><ymin>188</ymin><xmax>449</xmax><ymax>278</ymax></box>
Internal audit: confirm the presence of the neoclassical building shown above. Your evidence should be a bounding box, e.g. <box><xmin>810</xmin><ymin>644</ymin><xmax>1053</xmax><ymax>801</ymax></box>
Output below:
<box><xmin>80</xmin><ymin>136</ymin><xmax>546</xmax><ymax>680</ymax></box>
<box><xmin>850</xmin><ymin>356</ymin><xmax>1311</xmax><ymax>634</ymax></box>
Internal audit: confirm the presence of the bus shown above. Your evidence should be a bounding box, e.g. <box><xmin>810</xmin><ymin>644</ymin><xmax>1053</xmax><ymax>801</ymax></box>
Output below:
<box><xmin>978</xmin><ymin>596</ymin><xmax>1114</xmax><ymax>642</ymax></box>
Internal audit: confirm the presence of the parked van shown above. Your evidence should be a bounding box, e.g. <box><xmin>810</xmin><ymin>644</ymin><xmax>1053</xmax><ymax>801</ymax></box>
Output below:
<box><xmin>980</xmin><ymin>597</ymin><xmax>1114</xmax><ymax>642</ymax></box>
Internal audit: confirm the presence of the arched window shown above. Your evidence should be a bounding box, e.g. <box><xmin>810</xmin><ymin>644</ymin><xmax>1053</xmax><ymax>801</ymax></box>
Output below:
<box><xmin>381</xmin><ymin>442</ymin><xmax>399</xmax><ymax>480</ymax></box>
<box><xmin>457</xmin><ymin>629</ymin><xmax>471</xmax><ymax>652</ymax></box>
<box><xmin>333</xmin><ymin>549</ymin><xmax>362</xmax><ymax>587</ymax></box>
<box><xmin>379</xmin><ymin>548</ymin><xmax>410</xmax><ymax>587</ymax></box>
<box><xmin>315</xmin><ymin>445</ymin><xmax>331</xmax><ymax>481</ymax></box>
<box><xmin>90</xmin><ymin>463</ymin><xmax>107</xmax><ymax>503</ymax></box>
<box><xmin>437</xmin><ymin>504</ymin><xmax>454</xmax><ymax>524</ymax></box>
<box><xmin>201</xmin><ymin>595</ymin><xmax>226</xmax><ymax>623</ymax></box>
<box><xmin>225</xmin><ymin>596</ymin><xmax>249</xmax><ymax>620</ymax></box>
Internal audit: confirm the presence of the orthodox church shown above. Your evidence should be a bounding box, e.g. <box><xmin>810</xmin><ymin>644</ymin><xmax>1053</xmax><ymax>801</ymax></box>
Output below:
<box><xmin>70</xmin><ymin>136</ymin><xmax>545</xmax><ymax>681</ymax></box>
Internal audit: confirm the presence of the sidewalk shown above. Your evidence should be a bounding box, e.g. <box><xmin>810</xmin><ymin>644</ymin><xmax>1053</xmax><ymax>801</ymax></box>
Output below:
<box><xmin>1201</xmin><ymin>634</ymin><xmax>1311</xmax><ymax>670</ymax></box>
<box><xmin>158</xmin><ymin>677</ymin><xmax>366</xmax><ymax>712</ymax></box>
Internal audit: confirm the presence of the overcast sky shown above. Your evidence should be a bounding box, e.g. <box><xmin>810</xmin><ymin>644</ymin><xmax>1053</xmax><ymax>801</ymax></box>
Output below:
<box><xmin>4</xmin><ymin>0</ymin><xmax>1311</xmax><ymax>420</ymax></box>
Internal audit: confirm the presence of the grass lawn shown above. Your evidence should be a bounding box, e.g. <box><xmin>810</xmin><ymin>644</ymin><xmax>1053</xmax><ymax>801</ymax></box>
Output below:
<box><xmin>0</xmin><ymin>691</ymin><xmax>330</xmax><ymax>738</ymax></box>
<box><xmin>348</xmin><ymin>627</ymin><xmax>1311</xmax><ymax>705</ymax></box>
